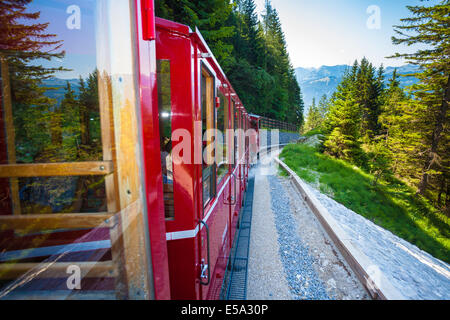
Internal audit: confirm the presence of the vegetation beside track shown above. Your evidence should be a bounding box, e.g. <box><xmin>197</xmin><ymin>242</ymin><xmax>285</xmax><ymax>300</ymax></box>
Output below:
<box><xmin>280</xmin><ymin>143</ymin><xmax>450</xmax><ymax>263</ymax></box>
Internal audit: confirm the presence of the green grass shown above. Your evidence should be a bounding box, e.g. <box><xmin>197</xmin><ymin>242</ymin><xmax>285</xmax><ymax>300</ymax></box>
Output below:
<box><xmin>280</xmin><ymin>143</ymin><xmax>450</xmax><ymax>263</ymax></box>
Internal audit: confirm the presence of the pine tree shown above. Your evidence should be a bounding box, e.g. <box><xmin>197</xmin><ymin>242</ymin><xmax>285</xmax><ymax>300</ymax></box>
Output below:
<box><xmin>354</xmin><ymin>58</ymin><xmax>382</xmax><ymax>141</ymax></box>
<box><xmin>293</xmin><ymin>84</ymin><xmax>305</xmax><ymax>126</ymax></box>
<box><xmin>378</xmin><ymin>70</ymin><xmax>425</xmax><ymax>184</ymax></box>
<box><xmin>0</xmin><ymin>0</ymin><xmax>66</xmax><ymax>163</ymax></box>
<box><xmin>261</xmin><ymin>0</ymin><xmax>301</xmax><ymax>122</ymax></box>
<box><xmin>240</xmin><ymin>0</ymin><xmax>265</xmax><ymax>67</ymax></box>
<box><xmin>155</xmin><ymin>0</ymin><xmax>235</xmax><ymax>67</ymax></box>
<box><xmin>303</xmin><ymin>98</ymin><xmax>321</xmax><ymax>133</ymax></box>
<box><xmin>390</xmin><ymin>0</ymin><xmax>449</xmax><ymax>210</ymax></box>
<box><xmin>155</xmin><ymin>0</ymin><xmax>304</xmax><ymax>126</ymax></box>
<box><xmin>323</xmin><ymin>68</ymin><xmax>363</xmax><ymax>163</ymax></box>
<box><xmin>60</xmin><ymin>82</ymin><xmax>81</xmax><ymax>161</ymax></box>
<box><xmin>78</xmin><ymin>71</ymin><xmax>101</xmax><ymax>160</ymax></box>
<box><xmin>225</xmin><ymin>0</ymin><xmax>275</xmax><ymax>117</ymax></box>
<box><xmin>318</xmin><ymin>94</ymin><xmax>329</xmax><ymax>119</ymax></box>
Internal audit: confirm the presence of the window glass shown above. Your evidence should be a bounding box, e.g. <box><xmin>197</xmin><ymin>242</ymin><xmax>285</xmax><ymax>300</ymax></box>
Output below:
<box><xmin>216</xmin><ymin>91</ymin><xmax>228</xmax><ymax>183</ymax></box>
<box><xmin>234</xmin><ymin>105</ymin><xmax>239</xmax><ymax>165</ymax></box>
<box><xmin>0</xmin><ymin>0</ymin><xmax>140</xmax><ymax>299</ymax></box>
<box><xmin>201</xmin><ymin>68</ymin><xmax>215</xmax><ymax>207</ymax></box>
<box><xmin>245</xmin><ymin>118</ymin><xmax>249</xmax><ymax>162</ymax></box>
<box><xmin>157</xmin><ymin>60</ymin><xmax>174</xmax><ymax>219</ymax></box>
<box><xmin>0</xmin><ymin>0</ymin><xmax>105</xmax><ymax>215</ymax></box>
<box><xmin>230</xmin><ymin>100</ymin><xmax>235</xmax><ymax>167</ymax></box>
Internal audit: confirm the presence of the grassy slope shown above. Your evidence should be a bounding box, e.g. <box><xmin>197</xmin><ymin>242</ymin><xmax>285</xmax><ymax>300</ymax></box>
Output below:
<box><xmin>280</xmin><ymin>143</ymin><xmax>450</xmax><ymax>263</ymax></box>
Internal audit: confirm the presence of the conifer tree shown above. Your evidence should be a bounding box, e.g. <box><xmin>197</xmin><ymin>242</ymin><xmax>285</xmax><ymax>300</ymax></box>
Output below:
<box><xmin>293</xmin><ymin>84</ymin><xmax>305</xmax><ymax>126</ymax></box>
<box><xmin>318</xmin><ymin>94</ymin><xmax>329</xmax><ymax>119</ymax></box>
<box><xmin>0</xmin><ymin>0</ymin><xmax>66</xmax><ymax>163</ymax></box>
<box><xmin>323</xmin><ymin>68</ymin><xmax>362</xmax><ymax>163</ymax></box>
<box><xmin>390</xmin><ymin>0</ymin><xmax>449</xmax><ymax>209</ymax></box>
<box><xmin>378</xmin><ymin>70</ymin><xmax>425</xmax><ymax>184</ymax></box>
<box><xmin>303</xmin><ymin>98</ymin><xmax>321</xmax><ymax>133</ymax></box>
<box><xmin>155</xmin><ymin>0</ymin><xmax>235</xmax><ymax>66</ymax></box>
<box><xmin>354</xmin><ymin>58</ymin><xmax>382</xmax><ymax>140</ymax></box>
<box><xmin>155</xmin><ymin>0</ymin><xmax>304</xmax><ymax>126</ymax></box>
<box><xmin>78</xmin><ymin>71</ymin><xmax>101</xmax><ymax>160</ymax></box>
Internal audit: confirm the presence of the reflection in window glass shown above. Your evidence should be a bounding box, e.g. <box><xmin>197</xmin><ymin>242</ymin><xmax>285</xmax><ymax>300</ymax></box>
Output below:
<box><xmin>0</xmin><ymin>0</ymin><xmax>128</xmax><ymax>298</ymax></box>
<box><xmin>234</xmin><ymin>104</ymin><xmax>239</xmax><ymax>166</ymax></box>
<box><xmin>157</xmin><ymin>60</ymin><xmax>174</xmax><ymax>219</ymax></box>
<box><xmin>0</xmin><ymin>0</ymin><xmax>105</xmax><ymax>216</ymax></box>
<box><xmin>201</xmin><ymin>69</ymin><xmax>215</xmax><ymax>207</ymax></box>
<box><xmin>216</xmin><ymin>91</ymin><xmax>228</xmax><ymax>183</ymax></box>
<box><xmin>230</xmin><ymin>100</ymin><xmax>235</xmax><ymax>167</ymax></box>
<box><xmin>21</xmin><ymin>176</ymin><xmax>106</xmax><ymax>214</ymax></box>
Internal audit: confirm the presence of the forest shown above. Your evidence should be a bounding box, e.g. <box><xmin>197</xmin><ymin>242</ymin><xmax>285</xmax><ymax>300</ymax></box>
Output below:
<box><xmin>156</xmin><ymin>0</ymin><xmax>449</xmax><ymax>225</ymax></box>
<box><xmin>303</xmin><ymin>1</ymin><xmax>449</xmax><ymax>216</ymax></box>
<box><xmin>155</xmin><ymin>0</ymin><xmax>304</xmax><ymax>126</ymax></box>
<box><xmin>296</xmin><ymin>1</ymin><xmax>449</xmax><ymax>260</ymax></box>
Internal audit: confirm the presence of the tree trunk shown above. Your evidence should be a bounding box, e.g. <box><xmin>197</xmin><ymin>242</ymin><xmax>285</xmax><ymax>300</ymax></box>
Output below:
<box><xmin>418</xmin><ymin>75</ymin><xmax>449</xmax><ymax>195</ymax></box>
<box><xmin>437</xmin><ymin>174</ymin><xmax>446</xmax><ymax>206</ymax></box>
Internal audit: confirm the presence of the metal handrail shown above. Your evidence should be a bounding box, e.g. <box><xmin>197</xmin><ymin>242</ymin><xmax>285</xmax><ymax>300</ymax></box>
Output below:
<box><xmin>224</xmin><ymin>172</ymin><xmax>237</xmax><ymax>205</ymax></box>
<box><xmin>199</xmin><ymin>220</ymin><xmax>211</xmax><ymax>286</ymax></box>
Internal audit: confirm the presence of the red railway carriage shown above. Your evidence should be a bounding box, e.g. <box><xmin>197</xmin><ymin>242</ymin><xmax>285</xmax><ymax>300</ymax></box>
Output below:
<box><xmin>153</xmin><ymin>15</ymin><xmax>253</xmax><ymax>300</ymax></box>
<box><xmin>0</xmin><ymin>0</ymin><xmax>254</xmax><ymax>300</ymax></box>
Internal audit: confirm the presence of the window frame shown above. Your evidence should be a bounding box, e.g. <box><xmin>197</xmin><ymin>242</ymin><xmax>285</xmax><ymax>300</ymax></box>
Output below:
<box><xmin>234</xmin><ymin>101</ymin><xmax>240</xmax><ymax>167</ymax></box>
<box><xmin>156</xmin><ymin>59</ymin><xmax>175</xmax><ymax>221</ymax></box>
<box><xmin>216</xmin><ymin>89</ymin><xmax>229</xmax><ymax>186</ymax></box>
<box><xmin>200</xmin><ymin>61</ymin><xmax>217</xmax><ymax>209</ymax></box>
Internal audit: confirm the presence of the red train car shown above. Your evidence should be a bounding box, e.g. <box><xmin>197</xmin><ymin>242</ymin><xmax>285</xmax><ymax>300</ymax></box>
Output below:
<box><xmin>152</xmin><ymin>15</ymin><xmax>254</xmax><ymax>300</ymax></box>
<box><xmin>0</xmin><ymin>0</ymin><xmax>255</xmax><ymax>300</ymax></box>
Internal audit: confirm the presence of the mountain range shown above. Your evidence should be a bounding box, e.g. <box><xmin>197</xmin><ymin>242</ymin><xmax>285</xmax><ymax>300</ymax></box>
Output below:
<box><xmin>41</xmin><ymin>78</ymin><xmax>81</xmax><ymax>104</ymax></box>
<box><xmin>295</xmin><ymin>64</ymin><xmax>420</xmax><ymax>112</ymax></box>
<box><xmin>41</xmin><ymin>65</ymin><xmax>419</xmax><ymax>116</ymax></box>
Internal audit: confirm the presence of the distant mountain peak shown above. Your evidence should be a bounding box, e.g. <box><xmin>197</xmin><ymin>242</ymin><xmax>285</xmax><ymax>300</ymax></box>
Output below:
<box><xmin>296</xmin><ymin>64</ymin><xmax>419</xmax><ymax>113</ymax></box>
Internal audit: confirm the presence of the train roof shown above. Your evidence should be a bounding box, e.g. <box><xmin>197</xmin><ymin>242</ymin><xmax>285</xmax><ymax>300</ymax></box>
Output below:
<box><xmin>155</xmin><ymin>17</ymin><xmax>249</xmax><ymax>118</ymax></box>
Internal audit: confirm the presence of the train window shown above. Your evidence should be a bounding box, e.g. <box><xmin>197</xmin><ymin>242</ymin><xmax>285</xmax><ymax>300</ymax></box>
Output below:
<box><xmin>157</xmin><ymin>60</ymin><xmax>174</xmax><ymax>219</ymax></box>
<box><xmin>0</xmin><ymin>0</ymin><xmax>106</xmax><ymax>215</ymax></box>
<box><xmin>230</xmin><ymin>100</ymin><xmax>235</xmax><ymax>167</ymax></box>
<box><xmin>234</xmin><ymin>105</ymin><xmax>240</xmax><ymax>165</ymax></box>
<box><xmin>201</xmin><ymin>67</ymin><xmax>216</xmax><ymax>207</ymax></box>
<box><xmin>216</xmin><ymin>91</ymin><xmax>228</xmax><ymax>183</ymax></box>
<box><xmin>0</xmin><ymin>0</ymin><xmax>154</xmax><ymax>299</ymax></box>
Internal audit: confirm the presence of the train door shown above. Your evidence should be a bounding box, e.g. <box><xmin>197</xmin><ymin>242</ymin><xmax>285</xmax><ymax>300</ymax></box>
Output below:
<box><xmin>238</xmin><ymin>110</ymin><xmax>245</xmax><ymax>207</ymax></box>
<box><xmin>155</xmin><ymin>20</ymin><xmax>199</xmax><ymax>299</ymax></box>
<box><xmin>234</xmin><ymin>105</ymin><xmax>242</xmax><ymax>222</ymax></box>
<box><xmin>245</xmin><ymin>117</ymin><xmax>250</xmax><ymax>185</ymax></box>
<box><xmin>200</xmin><ymin>83</ymin><xmax>232</xmax><ymax>299</ymax></box>
<box><xmin>198</xmin><ymin>60</ymin><xmax>230</xmax><ymax>300</ymax></box>
<box><xmin>228</xmin><ymin>100</ymin><xmax>239</xmax><ymax>242</ymax></box>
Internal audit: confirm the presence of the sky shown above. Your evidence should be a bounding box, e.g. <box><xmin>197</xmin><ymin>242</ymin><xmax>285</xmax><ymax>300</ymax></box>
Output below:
<box><xmin>28</xmin><ymin>0</ymin><xmax>97</xmax><ymax>79</ymax></box>
<box><xmin>254</xmin><ymin>0</ymin><xmax>439</xmax><ymax>69</ymax></box>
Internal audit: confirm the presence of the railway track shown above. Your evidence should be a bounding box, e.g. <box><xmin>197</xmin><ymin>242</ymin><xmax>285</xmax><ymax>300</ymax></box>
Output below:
<box><xmin>225</xmin><ymin>148</ymin><xmax>371</xmax><ymax>300</ymax></box>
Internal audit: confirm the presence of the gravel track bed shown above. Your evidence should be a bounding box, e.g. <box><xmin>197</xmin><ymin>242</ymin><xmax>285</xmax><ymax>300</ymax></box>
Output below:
<box><xmin>279</xmin><ymin>176</ymin><xmax>370</xmax><ymax>300</ymax></box>
<box><xmin>247</xmin><ymin>164</ymin><xmax>292</xmax><ymax>300</ymax></box>
<box><xmin>247</xmin><ymin>151</ymin><xmax>369</xmax><ymax>300</ymax></box>
<box><xmin>268</xmin><ymin>174</ymin><xmax>329</xmax><ymax>300</ymax></box>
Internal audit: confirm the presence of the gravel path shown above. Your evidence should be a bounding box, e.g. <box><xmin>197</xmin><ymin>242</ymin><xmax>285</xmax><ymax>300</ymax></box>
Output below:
<box><xmin>247</xmin><ymin>151</ymin><xmax>370</xmax><ymax>300</ymax></box>
<box><xmin>268</xmin><ymin>175</ymin><xmax>329</xmax><ymax>300</ymax></box>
